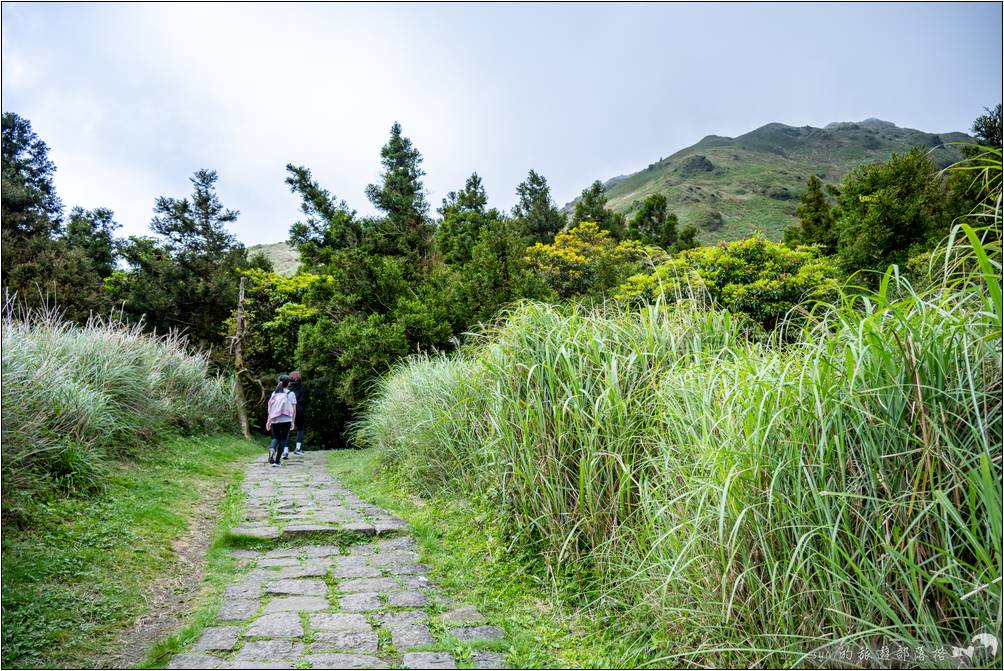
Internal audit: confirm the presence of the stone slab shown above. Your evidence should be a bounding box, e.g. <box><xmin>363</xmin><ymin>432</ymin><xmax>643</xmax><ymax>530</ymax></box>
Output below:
<box><xmin>305</xmin><ymin>653</ymin><xmax>385</xmax><ymax>669</ymax></box>
<box><xmin>266</xmin><ymin>578</ymin><xmax>327</xmax><ymax>596</ymax></box>
<box><xmin>474</xmin><ymin>651</ymin><xmax>507</xmax><ymax>669</ymax></box>
<box><xmin>263</xmin><ymin>596</ymin><xmax>330</xmax><ymax>613</ymax></box>
<box><xmin>402</xmin><ymin>652</ymin><xmax>457</xmax><ymax>669</ymax></box>
<box><xmin>338</xmin><ymin>592</ymin><xmax>382</xmax><ymax>612</ymax></box>
<box><xmin>310</xmin><ymin>629</ymin><xmax>379</xmax><ymax>653</ymax></box>
<box><xmin>332</xmin><ymin>564</ymin><xmax>383</xmax><ymax>579</ymax></box>
<box><xmin>398</xmin><ymin>575</ymin><xmax>434</xmax><ymax>590</ymax></box>
<box><xmin>277</xmin><ymin>562</ymin><xmax>329</xmax><ymax>579</ymax></box>
<box><xmin>389</xmin><ymin>623</ymin><xmax>433</xmax><ymax>649</ymax></box>
<box><xmin>440</xmin><ymin>606</ymin><xmax>485</xmax><ymax>625</ymax></box>
<box><xmin>217</xmin><ymin>597</ymin><xmax>259</xmax><ymax>622</ymax></box>
<box><xmin>168</xmin><ymin>654</ymin><xmax>224</xmax><ymax>669</ymax></box>
<box><xmin>257</xmin><ymin>557</ymin><xmax>301</xmax><ymax>568</ymax></box>
<box><xmin>379</xmin><ymin>610</ymin><xmax>426</xmax><ymax>626</ymax></box>
<box><xmin>246</xmin><ymin>611</ymin><xmax>304</xmax><ymax>638</ymax></box>
<box><xmin>230</xmin><ymin>526</ymin><xmax>279</xmax><ymax>540</ymax></box>
<box><xmin>375</xmin><ymin>519</ymin><xmax>409</xmax><ymax>535</ymax></box>
<box><xmin>304</xmin><ymin>545</ymin><xmax>342</xmax><ymax>558</ymax></box>
<box><xmin>234</xmin><ymin>640</ymin><xmax>304</xmax><ymax>662</ymax></box>
<box><xmin>309</xmin><ymin>613</ymin><xmax>372</xmax><ymax>632</ymax></box>
<box><xmin>224</xmin><ymin>580</ymin><xmax>263</xmax><ymax>600</ymax></box>
<box><xmin>449</xmin><ymin>625</ymin><xmax>505</xmax><ymax>642</ymax></box>
<box><xmin>192</xmin><ymin>626</ymin><xmax>240</xmax><ymax>652</ymax></box>
<box><xmin>387</xmin><ymin>590</ymin><xmax>429</xmax><ymax>608</ymax></box>
<box><xmin>378</xmin><ymin>537</ymin><xmax>417</xmax><ymax>551</ymax></box>
<box><xmin>338</xmin><ymin>577</ymin><xmax>399</xmax><ymax>594</ymax></box>
<box><xmin>281</xmin><ymin>524</ymin><xmax>337</xmax><ymax>538</ymax></box>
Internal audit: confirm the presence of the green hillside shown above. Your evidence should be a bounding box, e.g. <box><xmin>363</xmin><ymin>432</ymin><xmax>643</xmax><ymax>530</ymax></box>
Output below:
<box><xmin>248</xmin><ymin>241</ymin><xmax>299</xmax><ymax>275</ymax></box>
<box><xmin>583</xmin><ymin>119</ymin><xmax>970</xmax><ymax>242</ymax></box>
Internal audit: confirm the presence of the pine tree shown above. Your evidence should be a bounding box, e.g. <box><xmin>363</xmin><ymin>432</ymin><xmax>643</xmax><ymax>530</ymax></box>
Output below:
<box><xmin>512</xmin><ymin>170</ymin><xmax>565</xmax><ymax>242</ymax></box>
<box><xmin>286</xmin><ymin>163</ymin><xmax>360</xmax><ymax>270</ymax></box>
<box><xmin>435</xmin><ymin>173</ymin><xmax>495</xmax><ymax>264</ymax></box>
<box><xmin>1</xmin><ymin>112</ymin><xmax>63</xmax><ymax>239</ymax></box>
<box><xmin>794</xmin><ymin>175</ymin><xmax>836</xmax><ymax>253</ymax></box>
<box><xmin>151</xmin><ymin>169</ymin><xmax>239</xmax><ymax>255</ymax></box>
<box><xmin>572</xmin><ymin>180</ymin><xmax>626</xmax><ymax>238</ymax></box>
<box><xmin>65</xmin><ymin>207</ymin><xmax>120</xmax><ymax>277</ymax></box>
<box><xmin>1</xmin><ymin>112</ymin><xmax>112</xmax><ymax>320</ymax></box>
<box><xmin>113</xmin><ymin>169</ymin><xmax>248</xmax><ymax>351</ymax></box>
<box><xmin>627</xmin><ymin>193</ymin><xmax>677</xmax><ymax>249</ymax></box>
<box><xmin>365</xmin><ymin>122</ymin><xmax>432</xmax><ymax>260</ymax></box>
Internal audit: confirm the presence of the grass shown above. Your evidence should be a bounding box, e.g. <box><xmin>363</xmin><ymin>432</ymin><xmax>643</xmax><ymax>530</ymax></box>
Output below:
<box><xmin>355</xmin><ymin>195</ymin><xmax>1002</xmax><ymax>666</ymax></box>
<box><xmin>1</xmin><ymin>433</ymin><xmax>260</xmax><ymax>669</ymax></box>
<box><xmin>1</xmin><ymin>308</ymin><xmax>237</xmax><ymax>521</ymax></box>
<box><xmin>329</xmin><ymin>447</ymin><xmax>654</xmax><ymax>668</ymax></box>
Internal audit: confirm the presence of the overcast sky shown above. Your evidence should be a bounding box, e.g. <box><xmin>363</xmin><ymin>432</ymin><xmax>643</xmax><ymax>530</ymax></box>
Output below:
<box><xmin>2</xmin><ymin>2</ymin><xmax>1001</xmax><ymax>245</ymax></box>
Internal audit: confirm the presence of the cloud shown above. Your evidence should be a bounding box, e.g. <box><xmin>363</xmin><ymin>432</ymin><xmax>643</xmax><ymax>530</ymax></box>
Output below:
<box><xmin>2</xmin><ymin>3</ymin><xmax>1000</xmax><ymax>245</ymax></box>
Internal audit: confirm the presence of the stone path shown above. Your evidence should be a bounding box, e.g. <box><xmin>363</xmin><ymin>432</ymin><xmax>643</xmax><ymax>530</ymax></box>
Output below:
<box><xmin>167</xmin><ymin>452</ymin><xmax>507</xmax><ymax>670</ymax></box>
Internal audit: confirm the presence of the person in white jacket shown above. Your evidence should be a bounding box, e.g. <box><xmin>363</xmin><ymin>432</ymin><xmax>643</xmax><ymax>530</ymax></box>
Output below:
<box><xmin>265</xmin><ymin>374</ymin><xmax>296</xmax><ymax>466</ymax></box>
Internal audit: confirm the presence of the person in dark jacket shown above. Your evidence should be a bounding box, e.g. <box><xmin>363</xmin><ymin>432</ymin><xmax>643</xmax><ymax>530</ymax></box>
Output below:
<box><xmin>287</xmin><ymin>370</ymin><xmax>308</xmax><ymax>456</ymax></box>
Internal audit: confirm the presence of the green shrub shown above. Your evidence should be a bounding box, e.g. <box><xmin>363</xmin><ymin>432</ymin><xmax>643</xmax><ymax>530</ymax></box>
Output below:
<box><xmin>616</xmin><ymin>235</ymin><xmax>839</xmax><ymax>332</ymax></box>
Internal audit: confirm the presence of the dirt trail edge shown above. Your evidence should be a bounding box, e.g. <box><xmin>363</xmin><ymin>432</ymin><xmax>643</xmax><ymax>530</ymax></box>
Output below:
<box><xmin>103</xmin><ymin>483</ymin><xmax>223</xmax><ymax>668</ymax></box>
<box><xmin>166</xmin><ymin>451</ymin><xmax>507</xmax><ymax>670</ymax></box>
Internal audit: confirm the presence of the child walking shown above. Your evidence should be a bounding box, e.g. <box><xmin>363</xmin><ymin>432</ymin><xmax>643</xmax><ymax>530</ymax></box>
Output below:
<box><xmin>265</xmin><ymin>374</ymin><xmax>297</xmax><ymax>466</ymax></box>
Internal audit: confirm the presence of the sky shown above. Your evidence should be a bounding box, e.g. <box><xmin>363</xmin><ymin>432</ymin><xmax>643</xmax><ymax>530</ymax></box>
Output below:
<box><xmin>2</xmin><ymin>2</ymin><xmax>1001</xmax><ymax>246</ymax></box>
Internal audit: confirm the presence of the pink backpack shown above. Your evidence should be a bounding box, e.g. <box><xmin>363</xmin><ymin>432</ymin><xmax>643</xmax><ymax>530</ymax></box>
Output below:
<box><xmin>267</xmin><ymin>390</ymin><xmax>293</xmax><ymax>421</ymax></box>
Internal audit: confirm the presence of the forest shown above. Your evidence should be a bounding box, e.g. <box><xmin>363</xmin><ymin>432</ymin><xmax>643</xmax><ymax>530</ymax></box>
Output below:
<box><xmin>1</xmin><ymin>103</ymin><xmax>1001</xmax><ymax>668</ymax></box>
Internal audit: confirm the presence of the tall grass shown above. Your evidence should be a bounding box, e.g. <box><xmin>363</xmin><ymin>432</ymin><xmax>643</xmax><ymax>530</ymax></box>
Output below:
<box><xmin>1</xmin><ymin>306</ymin><xmax>237</xmax><ymax>520</ymax></box>
<box><xmin>357</xmin><ymin>167</ymin><xmax>1002</xmax><ymax>665</ymax></box>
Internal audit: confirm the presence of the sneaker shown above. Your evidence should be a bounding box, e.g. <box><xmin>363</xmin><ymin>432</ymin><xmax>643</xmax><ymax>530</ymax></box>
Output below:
<box><xmin>271</xmin><ymin>462</ymin><xmax>279</xmax><ymax>468</ymax></box>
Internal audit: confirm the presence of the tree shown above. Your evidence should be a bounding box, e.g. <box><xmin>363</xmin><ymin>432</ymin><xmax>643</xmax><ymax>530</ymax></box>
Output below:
<box><xmin>111</xmin><ymin>169</ymin><xmax>249</xmax><ymax>351</ymax></box>
<box><xmin>151</xmin><ymin>169</ymin><xmax>239</xmax><ymax>255</ymax></box>
<box><xmin>434</xmin><ymin>172</ymin><xmax>498</xmax><ymax>265</ymax></box>
<box><xmin>1</xmin><ymin>113</ymin><xmax>112</xmax><ymax>320</ymax></box>
<box><xmin>286</xmin><ymin>163</ymin><xmax>360</xmax><ymax>270</ymax></box>
<box><xmin>786</xmin><ymin>176</ymin><xmax>836</xmax><ymax>253</ymax></box>
<box><xmin>971</xmin><ymin>103</ymin><xmax>1002</xmax><ymax>148</ymax></box>
<box><xmin>573</xmin><ymin>180</ymin><xmax>627</xmax><ymax>238</ymax></box>
<box><xmin>512</xmin><ymin>170</ymin><xmax>565</xmax><ymax>242</ymax></box>
<box><xmin>834</xmin><ymin>149</ymin><xmax>952</xmax><ymax>279</ymax></box>
<box><xmin>365</xmin><ymin>122</ymin><xmax>433</xmax><ymax>261</ymax></box>
<box><xmin>672</xmin><ymin>225</ymin><xmax>699</xmax><ymax>253</ymax></box>
<box><xmin>65</xmin><ymin>207</ymin><xmax>120</xmax><ymax>278</ymax></box>
<box><xmin>627</xmin><ymin>193</ymin><xmax>678</xmax><ymax>249</ymax></box>
<box><xmin>1</xmin><ymin>112</ymin><xmax>62</xmax><ymax>239</ymax></box>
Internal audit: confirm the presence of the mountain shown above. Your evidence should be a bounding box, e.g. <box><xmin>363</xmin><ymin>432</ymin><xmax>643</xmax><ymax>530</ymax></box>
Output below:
<box><xmin>574</xmin><ymin>119</ymin><xmax>971</xmax><ymax>242</ymax></box>
<box><xmin>249</xmin><ymin>241</ymin><xmax>298</xmax><ymax>276</ymax></box>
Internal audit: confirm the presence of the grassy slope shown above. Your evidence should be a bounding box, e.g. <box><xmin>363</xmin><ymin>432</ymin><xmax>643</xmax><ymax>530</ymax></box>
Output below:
<box><xmin>329</xmin><ymin>447</ymin><xmax>656</xmax><ymax>669</ymax></box>
<box><xmin>249</xmin><ymin>241</ymin><xmax>299</xmax><ymax>276</ymax></box>
<box><xmin>1</xmin><ymin>434</ymin><xmax>260</xmax><ymax>669</ymax></box>
<box><xmin>592</xmin><ymin>120</ymin><xmax>969</xmax><ymax>242</ymax></box>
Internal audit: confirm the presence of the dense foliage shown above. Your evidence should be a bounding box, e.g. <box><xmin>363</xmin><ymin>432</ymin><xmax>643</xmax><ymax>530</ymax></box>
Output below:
<box><xmin>1</xmin><ymin>113</ymin><xmax>113</xmax><ymax>321</ymax></box>
<box><xmin>3</xmin><ymin>106</ymin><xmax>999</xmax><ymax>450</ymax></box>
<box><xmin>616</xmin><ymin>235</ymin><xmax>839</xmax><ymax>331</ymax></box>
<box><xmin>526</xmin><ymin>222</ymin><xmax>664</xmax><ymax>299</ymax></box>
<box><xmin>359</xmin><ymin>193</ymin><xmax>1002</xmax><ymax>667</ymax></box>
